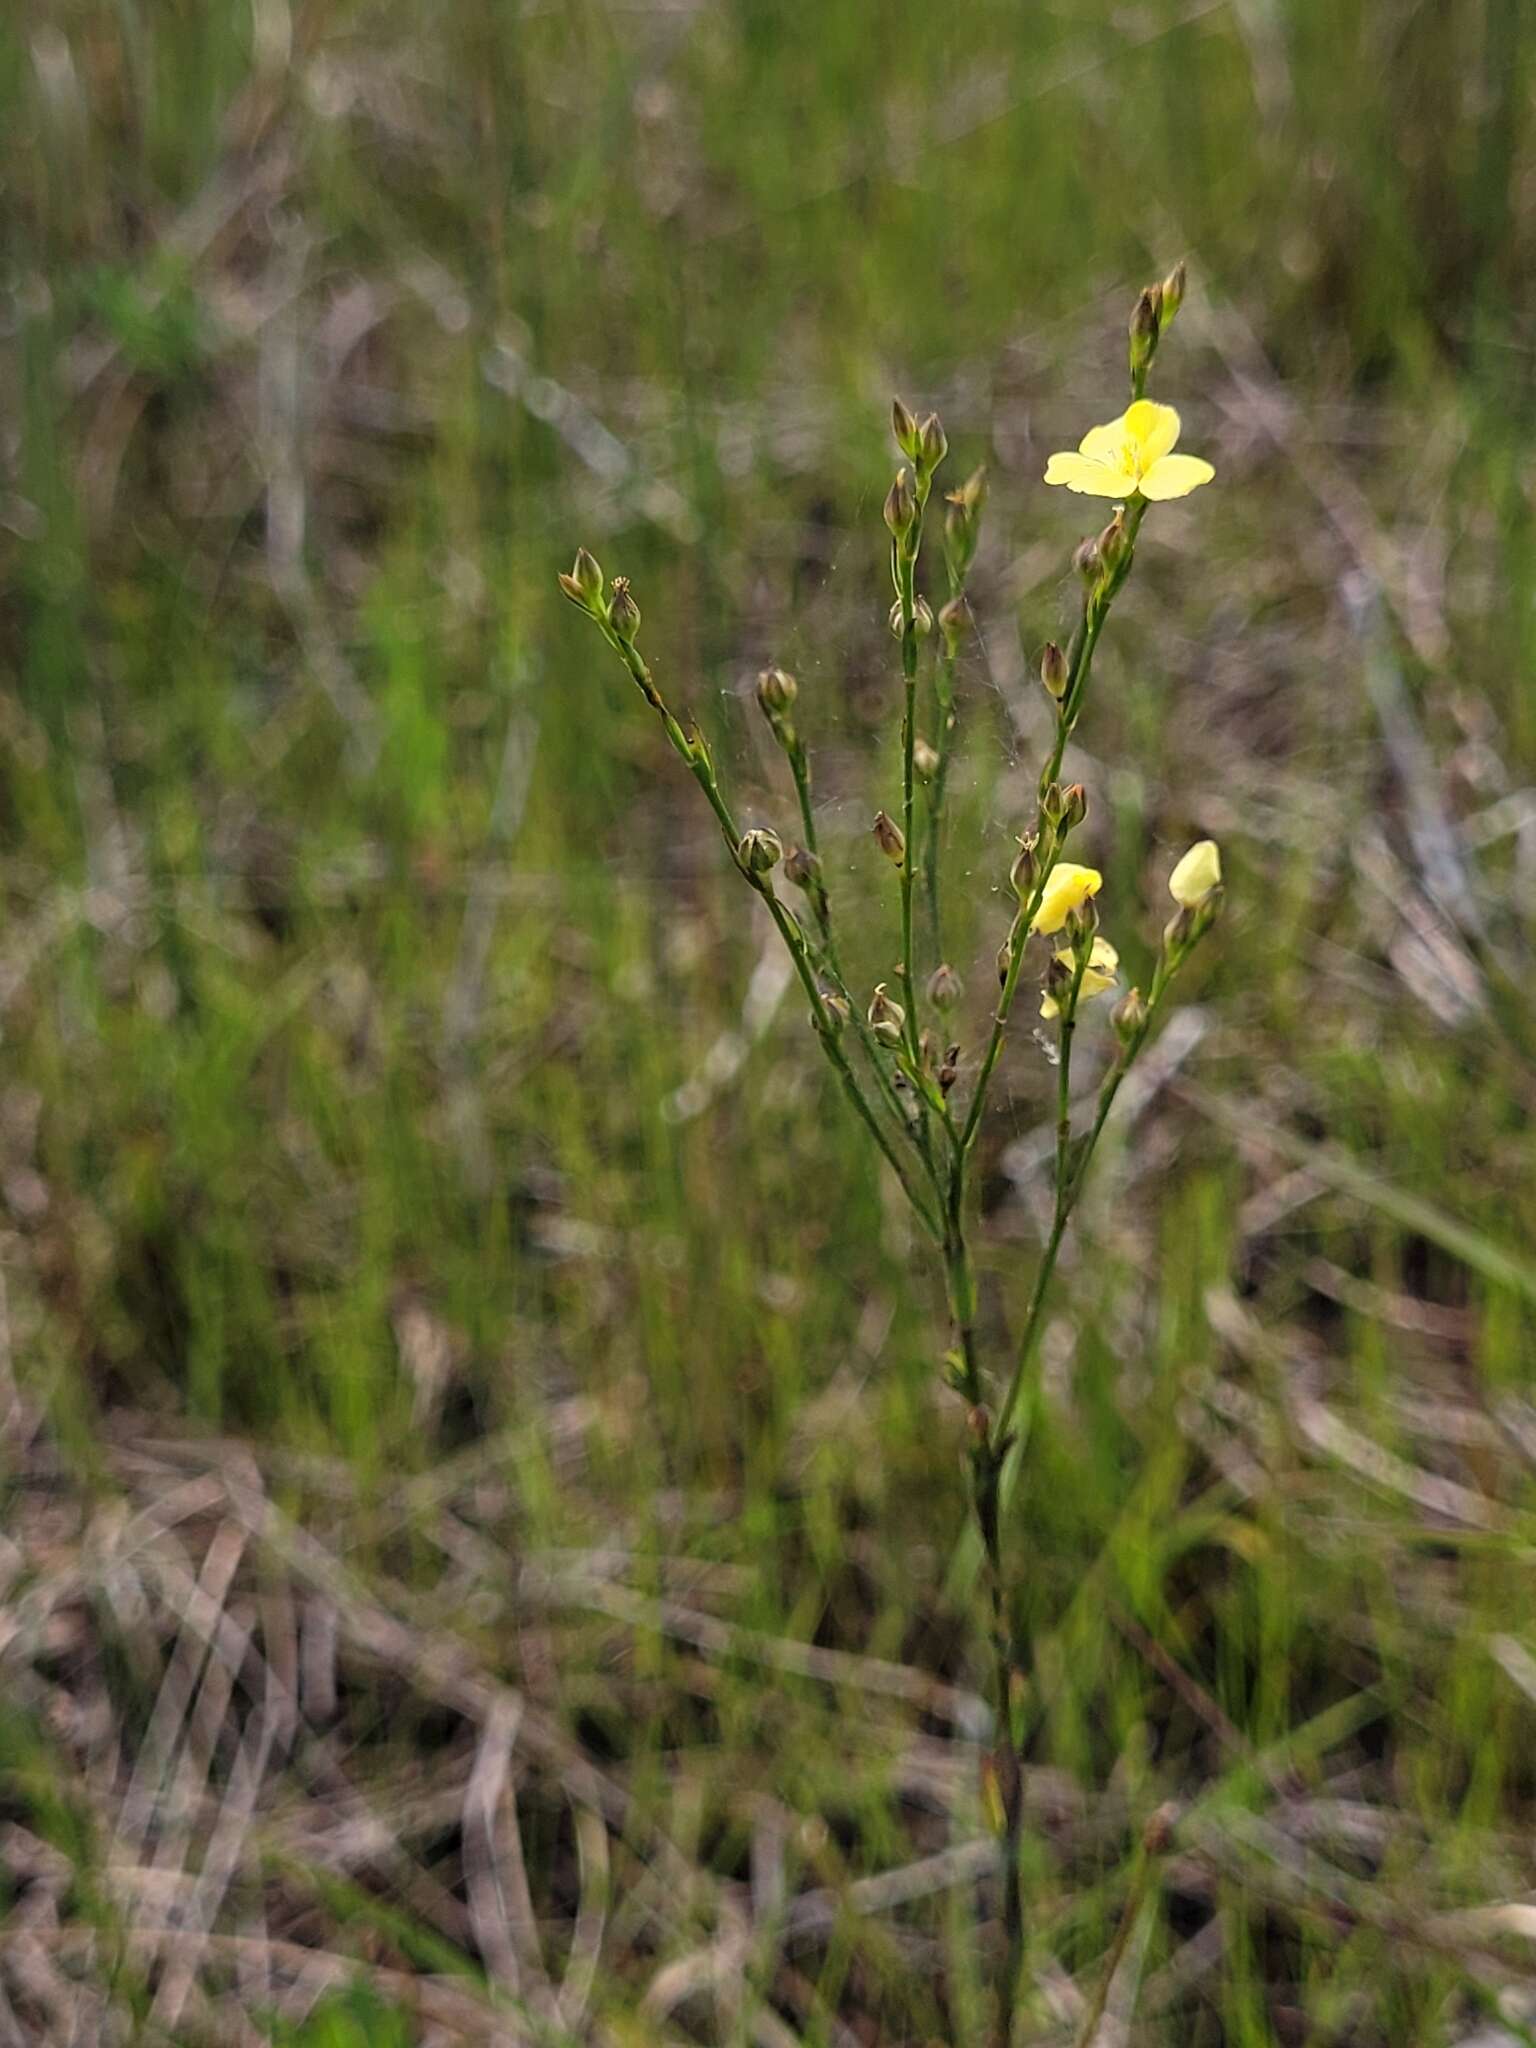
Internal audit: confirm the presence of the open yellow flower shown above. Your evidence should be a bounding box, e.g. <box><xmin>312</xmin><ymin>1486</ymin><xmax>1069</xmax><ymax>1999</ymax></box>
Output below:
<box><xmin>1041</xmin><ymin>937</ymin><xmax>1119</xmax><ymax>1020</ymax></box>
<box><xmin>1169</xmin><ymin>838</ymin><xmax>1221</xmax><ymax>907</ymax></box>
<box><xmin>1044</xmin><ymin>400</ymin><xmax>1214</xmax><ymax>502</ymax></box>
<box><xmin>1030</xmin><ymin>861</ymin><xmax>1102</xmax><ymax>936</ymax></box>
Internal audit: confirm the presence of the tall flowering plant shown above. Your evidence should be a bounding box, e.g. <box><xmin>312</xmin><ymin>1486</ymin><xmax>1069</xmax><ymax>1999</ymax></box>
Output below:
<box><xmin>560</xmin><ymin>270</ymin><xmax>1225</xmax><ymax>2042</ymax></box>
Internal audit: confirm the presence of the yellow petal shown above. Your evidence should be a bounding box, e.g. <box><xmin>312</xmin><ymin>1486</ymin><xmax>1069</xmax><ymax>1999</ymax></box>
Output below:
<box><xmin>1124</xmin><ymin>400</ymin><xmax>1180</xmax><ymax>464</ymax></box>
<box><xmin>1077</xmin><ymin>414</ymin><xmax>1130</xmax><ymax>461</ymax></box>
<box><xmin>1169</xmin><ymin>839</ymin><xmax>1221</xmax><ymax>906</ymax></box>
<box><xmin>1137</xmin><ymin>453</ymin><xmax>1214</xmax><ymax>502</ymax></box>
<box><xmin>1042</xmin><ymin>454</ymin><xmax>1131</xmax><ymax>498</ymax></box>
<box><xmin>1030</xmin><ymin>862</ymin><xmax>1103</xmax><ymax>936</ymax></box>
<box><xmin>1042</xmin><ymin>936</ymin><xmax>1118</xmax><ymax>1019</ymax></box>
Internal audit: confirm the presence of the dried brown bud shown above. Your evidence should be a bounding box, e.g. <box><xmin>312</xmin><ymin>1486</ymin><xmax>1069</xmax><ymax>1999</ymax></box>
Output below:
<box><xmin>1143</xmin><ymin>1801</ymin><xmax>1179</xmax><ymax>1854</ymax></box>
<box><xmin>1112</xmin><ymin>986</ymin><xmax>1148</xmax><ymax>1043</ymax></box>
<box><xmin>1010</xmin><ymin>835</ymin><xmax>1039</xmax><ymax>899</ymax></box>
<box><xmin>817</xmin><ymin>986</ymin><xmax>851</xmax><ymax>1033</ymax></box>
<box><xmin>927</xmin><ymin>962</ymin><xmax>962</xmax><ymax>1012</ymax></box>
<box><xmin>867</xmin><ymin>982</ymin><xmax>906</xmax><ymax>1046</ymax></box>
<box><xmin>888</xmin><ymin>596</ymin><xmax>934</xmax><ymax>640</ymax></box>
<box><xmin>872</xmin><ymin>810</ymin><xmax>906</xmax><ymax>865</ymax></box>
<box><xmin>607</xmin><ymin>576</ymin><xmax>640</xmax><ymax>643</ymax></box>
<box><xmin>913</xmin><ymin>737</ymin><xmax>940</xmax><ymax>779</ymax></box>
<box><xmin>1061</xmin><ymin>783</ymin><xmax>1088</xmax><ymax>831</ymax></box>
<box><xmin>782</xmin><ymin>845</ymin><xmax>821</xmax><ymax>890</ymax></box>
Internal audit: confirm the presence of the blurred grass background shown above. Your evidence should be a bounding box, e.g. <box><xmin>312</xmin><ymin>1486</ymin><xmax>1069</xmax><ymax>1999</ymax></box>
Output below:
<box><xmin>3</xmin><ymin>1</ymin><xmax>1536</xmax><ymax>2042</ymax></box>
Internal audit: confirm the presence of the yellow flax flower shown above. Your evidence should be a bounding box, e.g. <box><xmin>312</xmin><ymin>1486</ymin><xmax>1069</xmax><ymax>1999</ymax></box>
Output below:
<box><xmin>1030</xmin><ymin>861</ymin><xmax>1102</xmax><ymax>936</ymax></box>
<box><xmin>1044</xmin><ymin>400</ymin><xmax>1214</xmax><ymax>503</ymax></box>
<box><xmin>1169</xmin><ymin>839</ymin><xmax>1221</xmax><ymax>907</ymax></box>
<box><xmin>1041</xmin><ymin>938</ymin><xmax>1119</xmax><ymax>1020</ymax></box>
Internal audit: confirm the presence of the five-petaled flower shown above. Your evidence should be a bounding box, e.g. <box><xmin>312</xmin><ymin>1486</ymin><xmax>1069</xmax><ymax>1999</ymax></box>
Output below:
<box><xmin>1044</xmin><ymin>400</ymin><xmax>1214</xmax><ymax>503</ymax></box>
<box><xmin>1041</xmin><ymin>937</ymin><xmax>1119</xmax><ymax>1020</ymax></box>
<box><xmin>1030</xmin><ymin>862</ymin><xmax>1102</xmax><ymax>936</ymax></box>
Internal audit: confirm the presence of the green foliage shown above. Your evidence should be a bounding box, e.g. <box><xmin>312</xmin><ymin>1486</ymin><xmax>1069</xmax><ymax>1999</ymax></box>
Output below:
<box><xmin>1</xmin><ymin>1</ymin><xmax>1534</xmax><ymax>2040</ymax></box>
<box><xmin>267</xmin><ymin>1981</ymin><xmax>416</xmax><ymax>2048</ymax></box>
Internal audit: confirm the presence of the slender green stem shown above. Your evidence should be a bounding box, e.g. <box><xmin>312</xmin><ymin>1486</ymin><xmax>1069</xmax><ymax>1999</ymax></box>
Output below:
<box><xmin>1054</xmin><ymin>954</ymin><xmax>1089</xmax><ymax>1189</ymax></box>
<box><xmin>992</xmin><ymin>950</ymin><xmax>1175</xmax><ymax>1451</ymax></box>
<box><xmin>959</xmin><ymin>499</ymin><xmax>1149</xmax><ymax>1160</ymax></box>
<box><xmin>783</xmin><ymin>731</ymin><xmax>932</xmax><ymax>1165</ymax></box>
<box><xmin>787</xmin><ymin>740</ymin><xmax>828</xmax><ymax>941</ymax></box>
<box><xmin>760</xmin><ymin>884</ymin><xmax>942</xmax><ymax>1240</ymax></box>
<box><xmin>959</xmin><ymin>854</ymin><xmax>1057</xmax><ymax>1158</ymax></box>
<box><xmin>896</xmin><ymin>547</ymin><xmax>924</xmax><ymax>1069</ymax></box>
<box><xmin>603</xmin><ymin>627</ymin><xmax>942</xmax><ymax>1240</ymax></box>
<box><xmin>924</xmin><ymin>638</ymin><xmax>959</xmax><ymax>956</ymax></box>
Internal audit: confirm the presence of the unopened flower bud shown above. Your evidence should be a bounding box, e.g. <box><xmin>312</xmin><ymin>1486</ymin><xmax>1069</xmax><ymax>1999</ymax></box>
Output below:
<box><xmin>755</xmin><ymin>665</ymin><xmax>798</xmax><ymax>719</ymax></box>
<box><xmin>938</xmin><ymin>596</ymin><xmax>968</xmax><ymax>652</ymax></box>
<box><xmin>917</xmin><ymin>411</ymin><xmax>947</xmax><ymax>474</ymax></box>
<box><xmin>995</xmin><ymin>935</ymin><xmax>1013</xmax><ymax>987</ymax></box>
<box><xmin>872</xmin><ymin>810</ymin><xmax>906</xmax><ymax>865</ymax></box>
<box><xmin>738</xmin><ymin>826</ymin><xmax>783</xmax><ymax>874</ymax></box>
<box><xmin>937</xmin><ymin>1043</ymin><xmax>960</xmax><ymax>1093</ymax></box>
<box><xmin>1061</xmin><ymin>783</ymin><xmax>1088</xmax><ymax>831</ymax></box>
<box><xmin>1096</xmin><ymin>507</ymin><xmax>1131</xmax><ymax>577</ymax></box>
<box><xmin>1163</xmin><ymin>903</ymin><xmax>1196</xmax><ymax>953</ymax></box>
<box><xmin>783</xmin><ymin>844</ymin><xmax>821</xmax><ymax>891</ymax></box>
<box><xmin>1130</xmin><ymin>284</ymin><xmax>1163</xmax><ymax>375</ymax></box>
<box><xmin>1009</xmin><ymin>835</ymin><xmax>1039</xmax><ymax>899</ymax></box>
<box><xmin>868</xmin><ymin>982</ymin><xmax>906</xmax><ymax>1046</ymax></box>
<box><xmin>942</xmin><ymin>467</ymin><xmax>987</xmax><ymax>583</ymax></box>
<box><xmin>1065</xmin><ymin>894</ymin><xmax>1099</xmax><ymax>946</ymax></box>
<box><xmin>1168</xmin><ymin>838</ymin><xmax>1221</xmax><ymax>908</ymax></box>
<box><xmin>888</xmin><ymin>596</ymin><xmax>934</xmax><ymax>640</ymax></box>
<box><xmin>558</xmin><ymin>547</ymin><xmax>605</xmax><ymax>609</ymax></box>
<box><xmin>1040</xmin><ymin>641</ymin><xmax>1069</xmax><ymax>701</ymax></box>
<box><xmin>1112</xmin><ymin>986</ymin><xmax>1148</xmax><ymax>1044</ymax></box>
<box><xmin>1073</xmin><ymin>534</ymin><xmax>1104</xmax><ymax>586</ymax></box>
<box><xmin>1159</xmin><ymin>260</ymin><xmax>1186</xmax><ymax>331</ymax></box>
<box><xmin>1044</xmin><ymin>953</ymin><xmax>1074</xmax><ymax>1003</ymax></box>
<box><xmin>884</xmin><ymin>467</ymin><xmax>917</xmax><ymax>540</ymax></box>
<box><xmin>891</xmin><ymin>397</ymin><xmax>921</xmax><ymax>459</ymax></box>
<box><xmin>927</xmin><ymin>962</ymin><xmax>962</xmax><ymax>1012</ymax></box>
<box><xmin>1040</xmin><ymin>780</ymin><xmax>1066</xmax><ymax>827</ymax></box>
<box><xmin>607</xmin><ymin>576</ymin><xmax>640</xmax><ymax>643</ymax></box>
<box><xmin>913</xmin><ymin>737</ymin><xmax>940</xmax><ymax>779</ymax></box>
